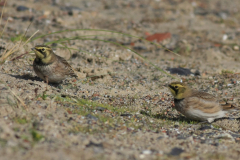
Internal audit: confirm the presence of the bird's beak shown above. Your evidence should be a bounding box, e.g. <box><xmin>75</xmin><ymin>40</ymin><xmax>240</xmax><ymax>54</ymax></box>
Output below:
<box><xmin>31</xmin><ymin>48</ymin><xmax>35</xmax><ymax>51</ymax></box>
<box><xmin>163</xmin><ymin>83</ymin><xmax>169</xmax><ymax>87</ymax></box>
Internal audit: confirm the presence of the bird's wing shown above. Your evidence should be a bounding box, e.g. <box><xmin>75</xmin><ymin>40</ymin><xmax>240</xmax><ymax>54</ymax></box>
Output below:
<box><xmin>56</xmin><ymin>55</ymin><xmax>78</xmax><ymax>77</ymax></box>
<box><xmin>187</xmin><ymin>91</ymin><xmax>221</xmax><ymax>113</ymax></box>
<box><xmin>221</xmin><ymin>103</ymin><xmax>239</xmax><ymax>111</ymax></box>
<box><xmin>191</xmin><ymin>91</ymin><xmax>239</xmax><ymax>112</ymax></box>
<box><xmin>191</xmin><ymin>91</ymin><xmax>217</xmax><ymax>102</ymax></box>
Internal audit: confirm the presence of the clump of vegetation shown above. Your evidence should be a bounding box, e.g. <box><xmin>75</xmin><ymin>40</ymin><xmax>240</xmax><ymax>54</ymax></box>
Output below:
<box><xmin>31</xmin><ymin>130</ymin><xmax>43</xmax><ymax>142</ymax></box>
<box><xmin>221</xmin><ymin>70</ymin><xmax>234</xmax><ymax>74</ymax></box>
<box><xmin>14</xmin><ymin>117</ymin><xmax>28</xmax><ymax>124</ymax></box>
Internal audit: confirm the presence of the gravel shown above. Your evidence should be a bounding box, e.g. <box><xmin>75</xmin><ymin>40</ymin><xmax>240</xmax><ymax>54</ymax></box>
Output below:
<box><xmin>0</xmin><ymin>0</ymin><xmax>240</xmax><ymax>159</ymax></box>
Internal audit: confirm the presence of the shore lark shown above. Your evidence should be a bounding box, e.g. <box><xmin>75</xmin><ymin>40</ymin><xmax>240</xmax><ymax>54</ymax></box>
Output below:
<box><xmin>168</xmin><ymin>82</ymin><xmax>238</xmax><ymax>123</ymax></box>
<box><xmin>32</xmin><ymin>45</ymin><xmax>77</xmax><ymax>84</ymax></box>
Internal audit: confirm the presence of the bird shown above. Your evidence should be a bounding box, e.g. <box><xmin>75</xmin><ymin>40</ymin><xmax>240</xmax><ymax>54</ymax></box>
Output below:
<box><xmin>168</xmin><ymin>82</ymin><xmax>238</xmax><ymax>123</ymax></box>
<box><xmin>32</xmin><ymin>45</ymin><xmax>77</xmax><ymax>84</ymax></box>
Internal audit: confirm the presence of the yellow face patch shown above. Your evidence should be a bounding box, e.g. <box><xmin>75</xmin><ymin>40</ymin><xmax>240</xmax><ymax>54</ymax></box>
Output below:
<box><xmin>32</xmin><ymin>45</ymin><xmax>53</xmax><ymax>64</ymax></box>
<box><xmin>168</xmin><ymin>82</ymin><xmax>187</xmax><ymax>99</ymax></box>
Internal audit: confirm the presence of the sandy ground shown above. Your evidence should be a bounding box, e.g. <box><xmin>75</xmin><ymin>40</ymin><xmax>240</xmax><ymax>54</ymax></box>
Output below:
<box><xmin>0</xmin><ymin>0</ymin><xmax>240</xmax><ymax>159</ymax></box>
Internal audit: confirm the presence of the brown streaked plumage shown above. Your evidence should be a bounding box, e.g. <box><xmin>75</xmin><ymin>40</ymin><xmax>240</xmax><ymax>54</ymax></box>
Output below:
<box><xmin>168</xmin><ymin>82</ymin><xmax>238</xmax><ymax>123</ymax></box>
<box><xmin>32</xmin><ymin>45</ymin><xmax>77</xmax><ymax>84</ymax></box>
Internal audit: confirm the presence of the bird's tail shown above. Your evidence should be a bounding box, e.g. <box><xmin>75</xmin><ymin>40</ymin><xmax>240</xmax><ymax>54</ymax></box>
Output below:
<box><xmin>221</xmin><ymin>103</ymin><xmax>239</xmax><ymax>112</ymax></box>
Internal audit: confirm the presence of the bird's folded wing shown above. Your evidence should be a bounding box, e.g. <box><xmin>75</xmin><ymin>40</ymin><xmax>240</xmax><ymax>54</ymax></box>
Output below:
<box><xmin>56</xmin><ymin>55</ymin><xmax>78</xmax><ymax>77</ymax></box>
<box><xmin>187</xmin><ymin>93</ymin><xmax>221</xmax><ymax>113</ymax></box>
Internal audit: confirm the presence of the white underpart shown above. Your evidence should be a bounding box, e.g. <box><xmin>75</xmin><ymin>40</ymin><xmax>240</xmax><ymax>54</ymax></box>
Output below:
<box><xmin>186</xmin><ymin>109</ymin><xmax>226</xmax><ymax>123</ymax></box>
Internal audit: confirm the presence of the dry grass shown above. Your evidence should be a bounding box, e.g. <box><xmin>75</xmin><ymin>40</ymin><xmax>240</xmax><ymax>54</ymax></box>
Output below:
<box><xmin>0</xmin><ymin>0</ymin><xmax>39</xmax><ymax>64</ymax></box>
<box><xmin>0</xmin><ymin>30</ymin><xmax>39</xmax><ymax>64</ymax></box>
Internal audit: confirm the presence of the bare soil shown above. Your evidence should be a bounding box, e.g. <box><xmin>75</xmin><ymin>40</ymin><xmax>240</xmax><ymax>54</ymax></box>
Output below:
<box><xmin>0</xmin><ymin>0</ymin><xmax>240</xmax><ymax>159</ymax></box>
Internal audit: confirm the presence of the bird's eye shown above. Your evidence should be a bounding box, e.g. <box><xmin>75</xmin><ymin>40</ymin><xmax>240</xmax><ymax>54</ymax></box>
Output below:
<box><xmin>41</xmin><ymin>48</ymin><xmax>45</xmax><ymax>52</ymax></box>
<box><xmin>174</xmin><ymin>86</ymin><xmax>178</xmax><ymax>89</ymax></box>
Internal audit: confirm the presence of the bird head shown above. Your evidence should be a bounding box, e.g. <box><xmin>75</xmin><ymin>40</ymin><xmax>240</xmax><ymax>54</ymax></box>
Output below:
<box><xmin>32</xmin><ymin>45</ymin><xmax>54</xmax><ymax>64</ymax></box>
<box><xmin>168</xmin><ymin>82</ymin><xmax>191</xmax><ymax>99</ymax></box>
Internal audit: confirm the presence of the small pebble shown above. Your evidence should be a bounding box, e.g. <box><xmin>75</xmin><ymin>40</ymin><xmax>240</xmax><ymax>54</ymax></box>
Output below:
<box><xmin>86</xmin><ymin>114</ymin><xmax>98</xmax><ymax>121</ymax></box>
<box><xmin>16</xmin><ymin>6</ymin><xmax>29</xmax><ymax>11</ymax></box>
<box><xmin>169</xmin><ymin>147</ymin><xmax>184</xmax><ymax>156</ymax></box>
<box><xmin>233</xmin><ymin>45</ymin><xmax>239</xmax><ymax>51</ymax></box>
<box><xmin>142</xmin><ymin>150</ymin><xmax>152</xmax><ymax>155</ymax></box>
<box><xmin>96</xmin><ymin>106</ymin><xmax>106</xmax><ymax>111</ymax></box>
<box><xmin>199</xmin><ymin>125</ymin><xmax>212</xmax><ymax>130</ymax></box>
